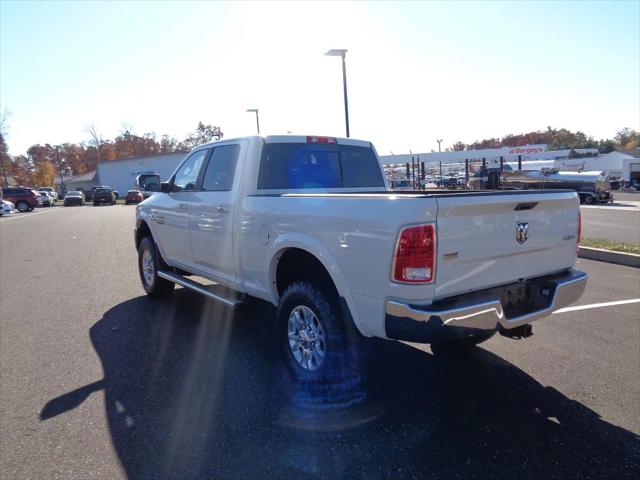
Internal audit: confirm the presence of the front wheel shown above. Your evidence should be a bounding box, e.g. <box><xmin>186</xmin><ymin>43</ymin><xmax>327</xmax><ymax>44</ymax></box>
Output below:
<box><xmin>16</xmin><ymin>201</ymin><xmax>29</xmax><ymax>212</ymax></box>
<box><xmin>277</xmin><ymin>281</ymin><xmax>366</xmax><ymax>401</ymax></box>
<box><xmin>138</xmin><ymin>237</ymin><xmax>175</xmax><ymax>298</ymax></box>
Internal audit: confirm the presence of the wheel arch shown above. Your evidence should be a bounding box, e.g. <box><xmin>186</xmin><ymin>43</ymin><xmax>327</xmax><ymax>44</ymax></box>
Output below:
<box><xmin>266</xmin><ymin>235</ymin><xmax>364</xmax><ymax>336</ymax></box>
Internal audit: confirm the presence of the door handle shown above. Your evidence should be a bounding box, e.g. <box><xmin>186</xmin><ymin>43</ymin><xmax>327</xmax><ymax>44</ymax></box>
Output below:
<box><xmin>216</xmin><ymin>205</ymin><xmax>226</xmax><ymax>213</ymax></box>
<box><xmin>178</xmin><ymin>203</ymin><xmax>189</xmax><ymax>210</ymax></box>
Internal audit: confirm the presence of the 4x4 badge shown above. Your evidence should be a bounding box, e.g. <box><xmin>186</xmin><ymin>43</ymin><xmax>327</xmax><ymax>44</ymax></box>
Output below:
<box><xmin>516</xmin><ymin>222</ymin><xmax>529</xmax><ymax>244</ymax></box>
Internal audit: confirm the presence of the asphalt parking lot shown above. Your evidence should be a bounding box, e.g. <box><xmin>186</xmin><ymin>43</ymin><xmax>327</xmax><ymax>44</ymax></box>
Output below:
<box><xmin>580</xmin><ymin>191</ymin><xmax>640</xmax><ymax>244</ymax></box>
<box><xmin>0</xmin><ymin>205</ymin><xmax>639</xmax><ymax>479</ymax></box>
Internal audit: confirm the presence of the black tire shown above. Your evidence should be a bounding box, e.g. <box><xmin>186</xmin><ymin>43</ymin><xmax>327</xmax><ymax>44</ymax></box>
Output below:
<box><xmin>16</xmin><ymin>201</ymin><xmax>29</xmax><ymax>212</ymax></box>
<box><xmin>430</xmin><ymin>330</ymin><xmax>497</xmax><ymax>356</ymax></box>
<box><xmin>138</xmin><ymin>236</ymin><xmax>175</xmax><ymax>298</ymax></box>
<box><xmin>584</xmin><ymin>194</ymin><xmax>594</xmax><ymax>205</ymax></box>
<box><xmin>93</xmin><ymin>202</ymin><xmax>98</xmax><ymax>206</ymax></box>
<box><xmin>277</xmin><ymin>281</ymin><xmax>367</xmax><ymax>402</ymax></box>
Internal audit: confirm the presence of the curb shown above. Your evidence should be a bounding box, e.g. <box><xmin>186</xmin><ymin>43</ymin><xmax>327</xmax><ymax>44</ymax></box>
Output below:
<box><xmin>578</xmin><ymin>246</ymin><xmax>640</xmax><ymax>268</ymax></box>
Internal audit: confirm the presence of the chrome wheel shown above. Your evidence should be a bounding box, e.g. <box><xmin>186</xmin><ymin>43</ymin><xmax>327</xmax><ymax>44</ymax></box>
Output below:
<box><xmin>287</xmin><ymin>305</ymin><xmax>326</xmax><ymax>371</ymax></box>
<box><xmin>142</xmin><ymin>249</ymin><xmax>155</xmax><ymax>286</ymax></box>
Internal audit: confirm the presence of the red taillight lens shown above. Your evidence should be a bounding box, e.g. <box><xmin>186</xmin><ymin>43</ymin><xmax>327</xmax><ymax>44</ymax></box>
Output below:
<box><xmin>393</xmin><ymin>224</ymin><xmax>436</xmax><ymax>283</ymax></box>
<box><xmin>576</xmin><ymin>210</ymin><xmax>581</xmax><ymax>255</ymax></box>
<box><xmin>306</xmin><ymin>136</ymin><xmax>337</xmax><ymax>144</ymax></box>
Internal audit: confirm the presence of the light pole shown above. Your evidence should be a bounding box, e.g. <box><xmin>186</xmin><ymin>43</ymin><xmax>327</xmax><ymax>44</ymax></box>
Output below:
<box><xmin>324</xmin><ymin>49</ymin><xmax>350</xmax><ymax>137</ymax></box>
<box><xmin>246</xmin><ymin>109</ymin><xmax>260</xmax><ymax>134</ymax></box>
<box><xmin>437</xmin><ymin>139</ymin><xmax>443</xmax><ymax>184</ymax></box>
<box><xmin>54</xmin><ymin>146</ymin><xmax>65</xmax><ymax>194</ymax></box>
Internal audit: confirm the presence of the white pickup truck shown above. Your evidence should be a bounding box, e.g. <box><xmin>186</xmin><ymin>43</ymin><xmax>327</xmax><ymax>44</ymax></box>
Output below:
<box><xmin>134</xmin><ymin>135</ymin><xmax>587</xmax><ymax>387</ymax></box>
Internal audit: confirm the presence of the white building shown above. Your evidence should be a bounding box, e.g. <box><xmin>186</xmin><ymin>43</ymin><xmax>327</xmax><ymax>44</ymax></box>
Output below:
<box><xmin>380</xmin><ymin>144</ymin><xmax>599</xmax><ymax>167</ymax></box>
<box><xmin>96</xmin><ymin>152</ymin><xmax>186</xmax><ymax>195</ymax></box>
<box><xmin>553</xmin><ymin>151</ymin><xmax>640</xmax><ymax>181</ymax></box>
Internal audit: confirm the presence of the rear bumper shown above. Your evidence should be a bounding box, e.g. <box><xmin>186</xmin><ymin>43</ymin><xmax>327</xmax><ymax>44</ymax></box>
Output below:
<box><xmin>385</xmin><ymin>269</ymin><xmax>588</xmax><ymax>343</ymax></box>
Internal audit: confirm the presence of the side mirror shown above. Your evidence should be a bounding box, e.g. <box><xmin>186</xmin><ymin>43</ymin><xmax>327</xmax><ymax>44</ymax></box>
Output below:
<box><xmin>160</xmin><ymin>182</ymin><xmax>172</xmax><ymax>193</ymax></box>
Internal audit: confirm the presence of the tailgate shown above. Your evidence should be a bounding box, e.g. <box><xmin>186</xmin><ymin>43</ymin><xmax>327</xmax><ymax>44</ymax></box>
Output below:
<box><xmin>434</xmin><ymin>191</ymin><xmax>579</xmax><ymax>299</ymax></box>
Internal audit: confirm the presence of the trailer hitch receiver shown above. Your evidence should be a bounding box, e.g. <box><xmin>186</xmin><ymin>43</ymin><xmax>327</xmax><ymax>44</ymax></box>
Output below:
<box><xmin>499</xmin><ymin>323</ymin><xmax>533</xmax><ymax>339</ymax></box>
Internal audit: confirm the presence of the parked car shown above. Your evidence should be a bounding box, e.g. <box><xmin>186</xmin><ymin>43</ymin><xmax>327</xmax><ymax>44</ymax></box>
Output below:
<box><xmin>113</xmin><ymin>190</ymin><xmax>120</xmax><ymax>200</ymax></box>
<box><xmin>38</xmin><ymin>187</ymin><xmax>58</xmax><ymax>201</ymax></box>
<box><xmin>93</xmin><ymin>187</ymin><xmax>116</xmax><ymax>206</ymax></box>
<box><xmin>135</xmin><ymin>135</ymin><xmax>587</xmax><ymax>389</ymax></box>
<box><xmin>1</xmin><ymin>187</ymin><xmax>42</xmax><ymax>212</ymax></box>
<box><xmin>84</xmin><ymin>186</ymin><xmax>109</xmax><ymax>201</ymax></box>
<box><xmin>125</xmin><ymin>190</ymin><xmax>144</xmax><ymax>205</ymax></box>
<box><xmin>0</xmin><ymin>199</ymin><xmax>15</xmax><ymax>216</ymax></box>
<box><xmin>63</xmin><ymin>191</ymin><xmax>85</xmax><ymax>206</ymax></box>
<box><xmin>39</xmin><ymin>191</ymin><xmax>55</xmax><ymax>207</ymax></box>
<box><xmin>389</xmin><ymin>179</ymin><xmax>412</xmax><ymax>191</ymax></box>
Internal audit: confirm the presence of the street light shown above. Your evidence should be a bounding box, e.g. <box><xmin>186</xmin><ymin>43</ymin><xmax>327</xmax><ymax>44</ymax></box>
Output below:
<box><xmin>246</xmin><ymin>108</ymin><xmax>260</xmax><ymax>134</ymax></box>
<box><xmin>436</xmin><ymin>139</ymin><xmax>443</xmax><ymax>184</ymax></box>
<box><xmin>324</xmin><ymin>49</ymin><xmax>350</xmax><ymax>138</ymax></box>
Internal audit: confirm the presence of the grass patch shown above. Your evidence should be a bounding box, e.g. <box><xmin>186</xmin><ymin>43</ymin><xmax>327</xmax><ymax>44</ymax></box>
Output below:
<box><xmin>581</xmin><ymin>238</ymin><xmax>640</xmax><ymax>255</ymax></box>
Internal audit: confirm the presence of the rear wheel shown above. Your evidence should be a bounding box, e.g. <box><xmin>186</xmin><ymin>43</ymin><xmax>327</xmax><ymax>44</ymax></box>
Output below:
<box><xmin>584</xmin><ymin>194</ymin><xmax>594</xmax><ymax>205</ymax></box>
<box><xmin>277</xmin><ymin>281</ymin><xmax>367</xmax><ymax>402</ymax></box>
<box><xmin>16</xmin><ymin>201</ymin><xmax>29</xmax><ymax>212</ymax></box>
<box><xmin>430</xmin><ymin>330</ymin><xmax>496</xmax><ymax>356</ymax></box>
<box><xmin>138</xmin><ymin>236</ymin><xmax>175</xmax><ymax>298</ymax></box>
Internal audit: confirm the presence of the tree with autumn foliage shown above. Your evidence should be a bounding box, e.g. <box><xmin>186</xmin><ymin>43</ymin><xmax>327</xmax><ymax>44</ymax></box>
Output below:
<box><xmin>450</xmin><ymin>127</ymin><xmax>638</xmax><ymax>153</ymax></box>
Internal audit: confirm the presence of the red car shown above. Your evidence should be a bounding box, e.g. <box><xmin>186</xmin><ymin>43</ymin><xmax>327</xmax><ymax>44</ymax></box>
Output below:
<box><xmin>125</xmin><ymin>190</ymin><xmax>144</xmax><ymax>205</ymax></box>
<box><xmin>1</xmin><ymin>187</ymin><xmax>42</xmax><ymax>212</ymax></box>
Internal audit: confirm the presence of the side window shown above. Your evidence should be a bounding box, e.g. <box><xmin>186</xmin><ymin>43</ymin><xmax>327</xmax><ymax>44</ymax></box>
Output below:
<box><xmin>173</xmin><ymin>149</ymin><xmax>208</xmax><ymax>192</ymax></box>
<box><xmin>201</xmin><ymin>145</ymin><xmax>240</xmax><ymax>192</ymax></box>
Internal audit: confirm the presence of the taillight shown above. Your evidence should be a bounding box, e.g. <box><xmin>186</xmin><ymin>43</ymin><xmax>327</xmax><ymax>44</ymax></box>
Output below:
<box><xmin>392</xmin><ymin>224</ymin><xmax>436</xmax><ymax>283</ymax></box>
<box><xmin>576</xmin><ymin>210</ymin><xmax>581</xmax><ymax>255</ymax></box>
<box><xmin>306</xmin><ymin>136</ymin><xmax>337</xmax><ymax>144</ymax></box>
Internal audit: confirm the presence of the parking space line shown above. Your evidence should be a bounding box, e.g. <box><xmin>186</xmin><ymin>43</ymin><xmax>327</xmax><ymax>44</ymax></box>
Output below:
<box><xmin>553</xmin><ymin>298</ymin><xmax>640</xmax><ymax>314</ymax></box>
<box><xmin>0</xmin><ymin>208</ymin><xmax>64</xmax><ymax>222</ymax></box>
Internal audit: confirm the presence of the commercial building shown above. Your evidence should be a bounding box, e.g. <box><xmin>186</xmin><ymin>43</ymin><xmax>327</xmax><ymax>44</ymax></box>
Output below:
<box><xmin>96</xmin><ymin>152</ymin><xmax>186</xmax><ymax>195</ymax></box>
<box><xmin>380</xmin><ymin>144</ymin><xmax>599</xmax><ymax>168</ymax></box>
<box><xmin>380</xmin><ymin>145</ymin><xmax>640</xmax><ymax>182</ymax></box>
<box><xmin>55</xmin><ymin>170</ymin><xmax>99</xmax><ymax>194</ymax></box>
<box><xmin>553</xmin><ymin>151</ymin><xmax>640</xmax><ymax>181</ymax></box>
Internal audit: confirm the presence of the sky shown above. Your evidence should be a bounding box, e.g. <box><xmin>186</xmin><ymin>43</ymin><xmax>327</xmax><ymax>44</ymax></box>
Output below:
<box><xmin>1</xmin><ymin>0</ymin><xmax>638</xmax><ymax>156</ymax></box>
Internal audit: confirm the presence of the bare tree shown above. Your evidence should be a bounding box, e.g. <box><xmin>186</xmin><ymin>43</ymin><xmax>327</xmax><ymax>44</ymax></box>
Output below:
<box><xmin>0</xmin><ymin>109</ymin><xmax>12</xmax><ymax>186</ymax></box>
<box><xmin>85</xmin><ymin>123</ymin><xmax>104</xmax><ymax>161</ymax></box>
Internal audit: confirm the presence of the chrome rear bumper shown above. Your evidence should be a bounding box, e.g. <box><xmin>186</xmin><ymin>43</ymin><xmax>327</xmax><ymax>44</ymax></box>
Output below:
<box><xmin>385</xmin><ymin>269</ymin><xmax>588</xmax><ymax>343</ymax></box>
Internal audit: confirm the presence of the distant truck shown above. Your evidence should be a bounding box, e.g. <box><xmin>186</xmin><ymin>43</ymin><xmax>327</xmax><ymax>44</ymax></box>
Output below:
<box><xmin>500</xmin><ymin>170</ymin><xmax>613</xmax><ymax>204</ymax></box>
<box><xmin>468</xmin><ymin>167</ymin><xmax>613</xmax><ymax>204</ymax></box>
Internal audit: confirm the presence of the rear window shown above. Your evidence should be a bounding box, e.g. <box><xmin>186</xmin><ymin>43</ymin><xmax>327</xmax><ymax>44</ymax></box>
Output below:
<box><xmin>96</xmin><ymin>188</ymin><xmax>112</xmax><ymax>193</ymax></box>
<box><xmin>257</xmin><ymin>143</ymin><xmax>384</xmax><ymax>189</ymax></box>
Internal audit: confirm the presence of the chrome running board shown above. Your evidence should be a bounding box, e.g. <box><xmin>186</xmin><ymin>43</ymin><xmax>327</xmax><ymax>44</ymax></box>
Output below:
<box><xmin>158</xmin><ymin>270</ymin><xmax>243</xmax><ymax>307</ymax></box>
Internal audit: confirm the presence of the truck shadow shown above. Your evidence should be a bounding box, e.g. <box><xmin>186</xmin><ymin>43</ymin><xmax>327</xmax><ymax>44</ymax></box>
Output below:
<box><xmin>41</xmin><ymin>291</ymin><xmax>640</xmax><ymax>479</ymax></box>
